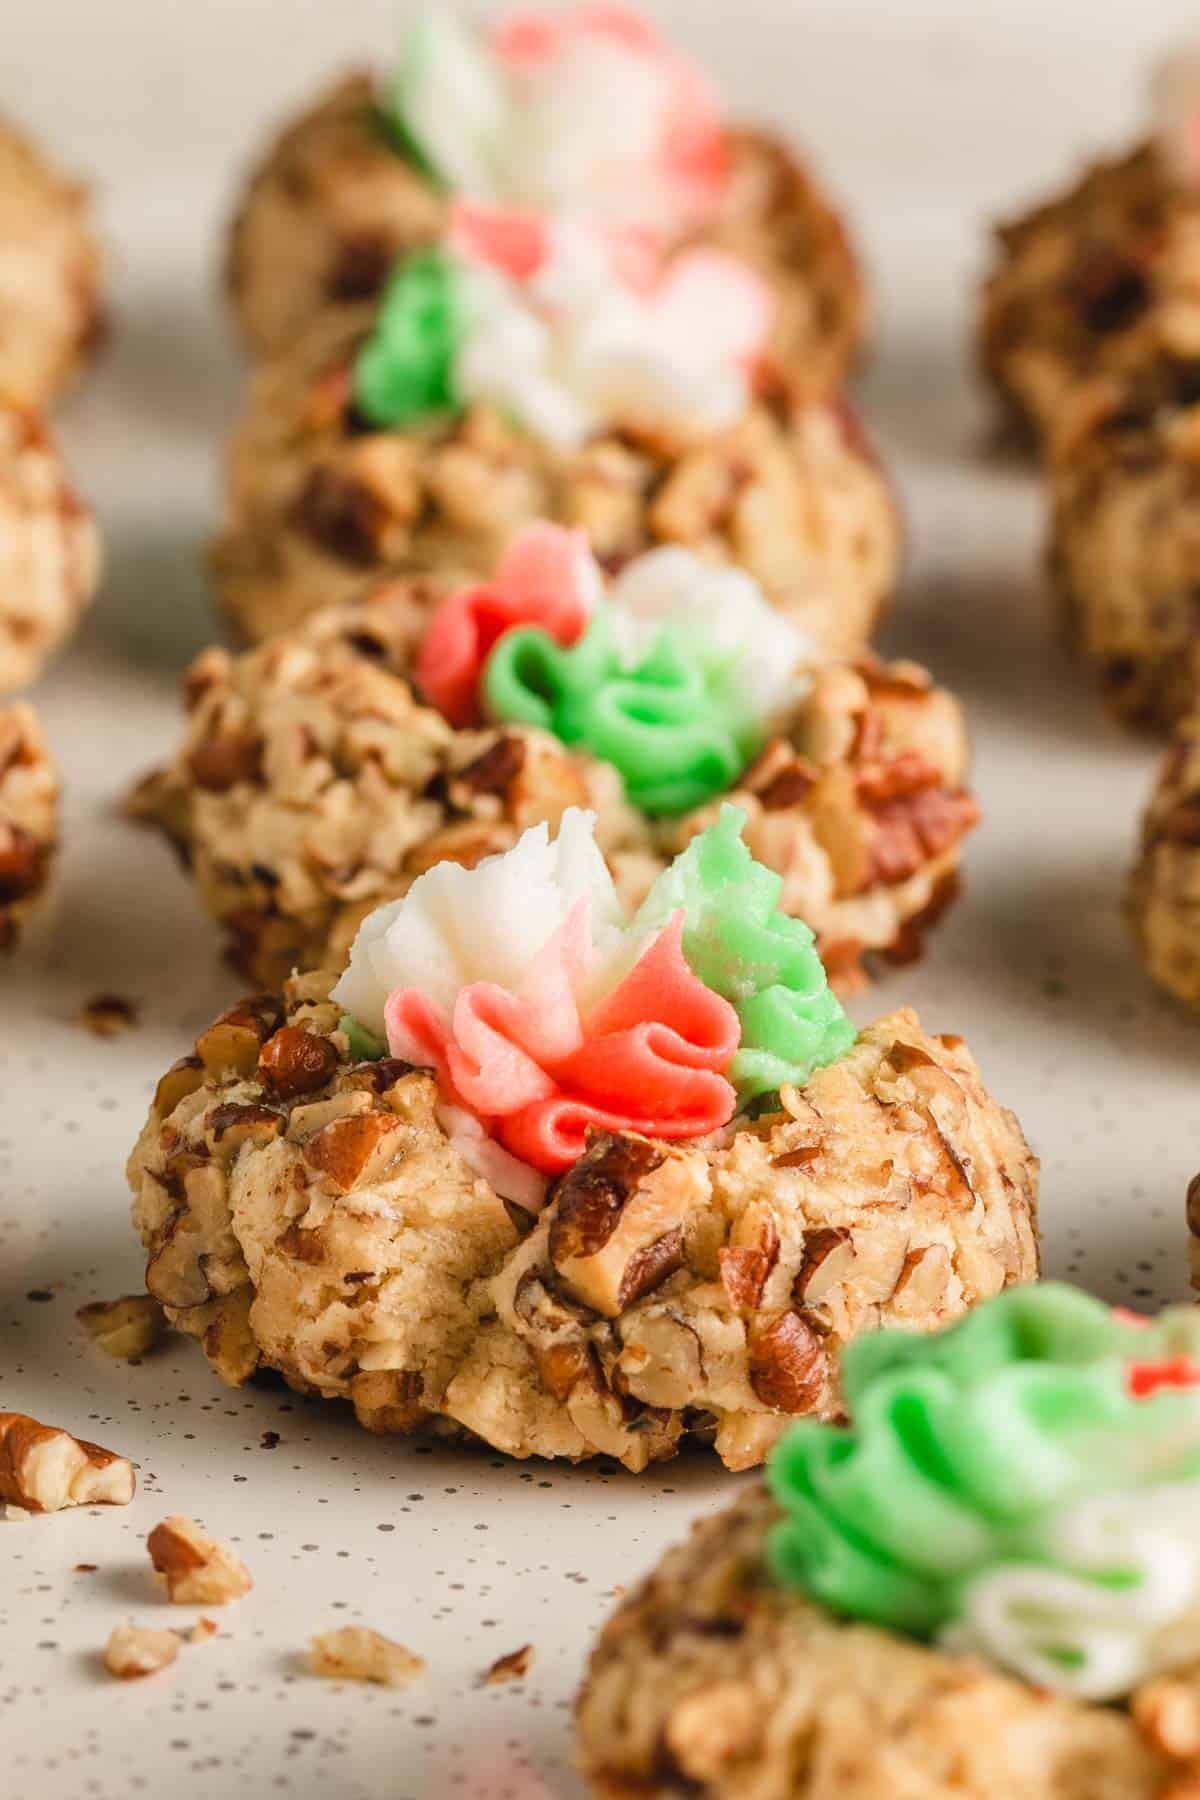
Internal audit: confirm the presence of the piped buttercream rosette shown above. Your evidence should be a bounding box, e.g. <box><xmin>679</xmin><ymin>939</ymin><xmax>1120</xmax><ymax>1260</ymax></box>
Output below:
<box><xmin>767</xmin><ymin>1282</ymin><xmax>1200</xmax><ymax>1703</ymax></box>
<box><xmin>384</xmin><ymin>6</ymin><xmax>727</xmax><ymax>242</ymax></box>
<box><xmin>415</xmin><ymin>523</ymin><xmax>814</xmax><ymax>816</ymax></box>
<box><xmin>352</xmin><ymin>200</ymin><xmax>773</xmax><ymax>448</ymax></box>
<box><xmin>332</xmin><ymin>806</ymin><xmax>854</xmax><ymax>1206</ymax></box>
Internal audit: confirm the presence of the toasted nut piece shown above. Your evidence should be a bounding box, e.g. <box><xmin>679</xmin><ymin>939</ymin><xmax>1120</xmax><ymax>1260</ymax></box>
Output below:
<box><xmin>190</xmin><ymin>1618</ymin><xmax>219</xmax><ymax>1645</ymax></box>
<box><xmin>303</xmin><ymin>1111</ymin><xmax>403</xmax><ymax>1190</ymax></box>
<box><xmin>482</xmin><ymin>1644</ymin><xmax>534</xmax><ymax>1685</ymax></box>
<box><xmin>309</xmin><ymin>1626</ymin><xmax>425</xmax><ymax>1687</ymax></box>
<box><xmin>147</xmin><ymin>1515</ymin><xmax>253</xmax><ymax>1604</ymax></box>
<box><xmin>258</xmin><ymin>1025</ymin><xmax>340</xmax><ymax>1098</ymax></box>
<box><xmin>0</xmin><ymin>1412</ymin><xmax>136</xmax><ymax>1512</ymax></box>
<box><xmin>76</xmin><ymin>1293</ymin><xmax>166</xmax><ymax>1360</ymax></box>
<box><xmin>104</xmin><ymin>1623</ymin><xmax>182</xmax><ymax>1680</ymax></box>
<box><xmin>549</xmin><ymin>1135</ymin><xmax>705</xmax><ymax>1318</ymax></box>
<box><xmin>153</xmin><ymin>1055</ymin><xmax>205</xmax><ymax>1118</ymax></box>
<box><xmin>79</xmin><ymin>993</ymin><xmax>139</xmax><ymax>1037</ymax></box>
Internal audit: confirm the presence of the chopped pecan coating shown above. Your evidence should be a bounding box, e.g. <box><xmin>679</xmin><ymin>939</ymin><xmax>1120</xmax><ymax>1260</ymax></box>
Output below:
<box><xmin>0</xmin><ymin>406</ymin><xmax>100</xmax><ymax>692</ymax></box>
<box><xmin>0</xmin><ymin>1412</ymin><xmax>135</xmax><ymax>1511</ymax></box>
<box><xmin>0</xmin><ymin>119</ymin><xmax>102</xmax><ymax>411</ymax></box>
<box><xmin>1130</xmin><ymin>712</ymin><xmax>1200</xmax><ymax>1007</ymax></box>
<box><xmin>128</xmin><ymin>973</ymin><xmax>1038</xmax><ymax>1473</ymax></box>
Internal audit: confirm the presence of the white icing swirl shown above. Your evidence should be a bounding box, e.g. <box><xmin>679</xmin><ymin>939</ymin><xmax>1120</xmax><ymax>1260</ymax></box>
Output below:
<box><xmin>940</xmin><ymin>1483</ymin><xmax>1200</xmax><ymax>1701</ymax></box>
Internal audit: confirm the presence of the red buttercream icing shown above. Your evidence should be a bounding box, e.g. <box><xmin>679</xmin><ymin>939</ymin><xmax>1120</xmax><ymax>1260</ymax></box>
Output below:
<box><xmin>415</xmin><ymin>522</ymin><xmax>597</xmax><ymax>727</ymax></box>
<box><xmin>384</xmin><ymin>907</ymin><xmax>738</xmax><ymax>1176</ymax></box>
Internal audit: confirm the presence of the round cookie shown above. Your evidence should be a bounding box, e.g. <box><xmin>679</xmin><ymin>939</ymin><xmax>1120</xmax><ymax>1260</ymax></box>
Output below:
<box><xmin>0</xmin><ymin>117</ymin><xmax>102</xmax><ymax>410</ymax></box>
<box><xmin>128</xmin><ymin>973</ymin><xmax>1037</xmax><ymax>1472</ymax></box>
<box><xmin>130</xmin><ymin>555</ymin><xmax>975</xmax><ymax>990</ymax></box>
<box><xmin>1047</xmin><ymin>355</ymin><xmax>1200</xmax><ymax>729</ymax></box>
<box><xmin>578</xmin><ymin>1286</ymin><xmax>1200</xmax><ymax>1797</ymax></box>
<box><xmin>978</xmin><ymin>143</ymin><xmax>1195</xmax><ymax>447</ymax></box>
<box><xmin>0</xmin><ymin>701</ymin><xmax>58</xmax><ymax>949</ymax></box>
<box><xmin>212</xmin><ymin>304</ymin><xmax>898</xmax><ymax>650</ymax></box>
<box><xmin>0</xmin><ymin>405</ymin><xmax>100</xmax><ymax>691</ymax></box>
<box><xmin>0</xmin><ymin>403</ymin><xmax>100</xmax><ymax>692</ymax></box>
<box><xmin>1128</xmin><ymin>711</ymin><xmax>1200</xmax><ymax>1007</ymax></box>
<box><xmin>227</xmin><ymin>69</ymin><xmax>863</xmax><ymax>389</ymax></box>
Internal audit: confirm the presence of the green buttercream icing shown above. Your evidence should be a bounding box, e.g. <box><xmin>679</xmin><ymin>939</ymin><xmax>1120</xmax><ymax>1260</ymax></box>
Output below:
<box><xmin>632</xmin><ymin>806</ymin><xmax>855</xmax><ymax>1099</ymax></box>
<box><xmin>766</xmin><ymin>1283</ymin><xmax>1200</xmax><ymax>1637</ymax></box>
<box><xmin>484</xmin><ymin>613</ymin><xmax>768</xmax><ymax>818</ymax></box>
<box><xmin>338</xmin><ymin>1014</ymin><xmax>386</xmax><ymax>1062</ymax></box>
<box><xmin>353</xmin><ymin>249</ymin><xmax>461</xmax><ymax>430</ymax></box>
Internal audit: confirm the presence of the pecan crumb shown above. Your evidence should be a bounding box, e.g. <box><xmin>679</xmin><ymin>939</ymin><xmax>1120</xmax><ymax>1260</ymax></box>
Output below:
<box><xmin>147</xmin><ymin>1515</ymin><xmax>253</xmax><ymax>1604</ymax></box>
<box><xmin>0</xmin><ymin>1412</ymin><xmax>136</xmax><ymax>1513</ymax></box>
<box><xmin>79</xmin><ymin>993</ymin><xmax>140</xmax><ymax>1037</ymax></box>
<box><xmin>76</xmin><ymin>1293</ymin><xmax>166</xmax><ymax>1360</ymax></box>
<box><xmin>482</xmin><ymin>1644</ymin><xmax>534</xmax><ymax>1685</ymax></box>
<box><xmin>190</xmin><ymin>1617</ymin><xmax>219</xmax><ymax>1645</ymax></box>
<box><xmin>309</xmin><ymin>1626</ymin><xmax>425</xmax><ymax>1688</ymax></box>
<box><xmin>104</xmin><ymin>1623</ymin><xmax>182</xmax><ymax>1680</ymax></box>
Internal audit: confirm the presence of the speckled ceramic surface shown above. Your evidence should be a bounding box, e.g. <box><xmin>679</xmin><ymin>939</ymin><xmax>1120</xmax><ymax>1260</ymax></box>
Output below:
<box><xmin>5</xmin><ymin>3</ymin><xmax>1200</xmax><ymax>1796</ymax></box>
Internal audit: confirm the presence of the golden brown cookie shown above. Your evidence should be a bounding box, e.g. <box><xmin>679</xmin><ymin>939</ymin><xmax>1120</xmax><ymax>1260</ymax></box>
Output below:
<box><xmin>127</xmin><ymin>982</ymin><xmax>1037</xmax><ymax>1471</ymax></box>
<box><xmin>0</xmin><ymin>403</ymin><xmax>100</xmax><ymax>691</ymax></box>
<box><xmin>577</xmin><ymin>1486</ymin><xmax>1199</xmax><ymax>1798</ymax></box>
<box><xmin>227</xmin><ymin>72</ymin><xmax>864</xmax><ymax>392</ymax></box>
<box><xmin>0</xmin><ymin>117</ymin><xmax>102</xmax><ymax>410</ymax></box>
<box><xmin>0</xmin><ymin>701</ymin><xmax>57</xmax><ymax>949</ymax></box>
<box><xmin>129</xmin><ymin>576</ymin><xmax>976</xmax><ymax>990</ymax></box>
<box><xmin>978</xmin><ymin>141</ymin><xmax>1200</xmax><ymax>447</ymax></box>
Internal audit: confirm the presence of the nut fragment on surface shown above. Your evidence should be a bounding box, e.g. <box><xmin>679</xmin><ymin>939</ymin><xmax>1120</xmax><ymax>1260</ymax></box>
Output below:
<box><xmin>128</xmin><ymin>968</ymin><xmax>1039</xmax><ymax>1474</ymax></box>
<box><xmin>147</xmin><ymin>1515</ymin><xmax>253</xmax><ymax>1604</ymax></box>
<box><xmin>76</xmin><ymin>1292</ymin><xmax>166</xmax><ymax>1360</ymax></box>
<box><xmin>79</xmin><ymin>993</ymin><xmax>140</xmax><ymax>1037</ymax></box>
<box><xmin>0</xmin><ymin>701</ymin><xmax>59</xmax><ymax>950</ymax></box>
<box><xmin>103</xmin><ymin>1623</ymin><xmax>182</xmax><ymax>1681</ymax></box>
<box><xmin>309</xmin><ymin>1626</ymin><xmax>425</xmax><ymax>1688</ymax></box>
<box><xmin>0</xmin><ymin>1412</ymin><xmax>135</xmax><ymax>1512</ymax></box>
<box><xmin>482</xmin><ymin>1644</ymin><xmax>535</xmax><ymax>1686</ymax></box>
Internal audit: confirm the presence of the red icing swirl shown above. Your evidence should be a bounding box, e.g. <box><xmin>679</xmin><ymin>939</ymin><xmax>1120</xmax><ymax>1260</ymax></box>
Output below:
<box><xmin>384</xmin><ymin>908</ymin><xmax>738</xmax><ymax>1176</ymax></box>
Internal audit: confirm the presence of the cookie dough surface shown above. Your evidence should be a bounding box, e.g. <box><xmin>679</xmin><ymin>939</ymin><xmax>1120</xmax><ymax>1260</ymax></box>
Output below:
<box><xmin>1048</xmin><ymin>354</ymin><xmax>1200</xmax><ymax>729</ymax></box>
<box><xmin>576</xmin><ymin>1487</ymin><xmax>1198</xmax><ymax>1799</ymax></box>
<box><xmin>213</xmin><ymin>308</ymin><xmax>898</xmax><ymax>651</ymax></box>
<box><xmin>131</xmin><ymin>576</ymin><xmax>976</xmax><ymax>989</ymax></box>
<box><xmin>979</xmin><ymin>141</ymin><xmax>1200</xmax><ymax>445</ymax></box>
<box><xmin>0</xmin><ymin>701</ymin><xmax>57</xmax><ymax>949</ymax></box>
<box><xmin>0</xmin><ymin>404</ymin><xmax>101</xmax><ymax>692</ymax></box>
<box><xmin>0</xmin><ymin>118</ymin><xmax>102</xmax><ymax>410</ymax></box>
<box><xmin>127</xmin><ymin>982</ymin><xmax>1038</xmax><ymax>1472</ymax></box>
<box><xmin>227</xmin><ymin>73</ymin><xmax>864</xmax><ymax>392</ymax></box>
<box><xmin>1129</xmin><ymin>711</ymin><xmax>1200</xmax><ymax>1008</ymax></box>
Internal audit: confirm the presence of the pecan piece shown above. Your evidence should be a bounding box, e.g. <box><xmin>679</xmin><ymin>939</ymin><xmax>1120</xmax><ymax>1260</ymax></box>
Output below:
<box><xmin>104</xmin><ymin>1624</ymin><xmax>181</xmax><ymax>1680</ymax></box>
<box><xmin>207</xmin><ymin>1101</ymin><xmax>285</xmax><ymax>1162</ymax></box>
<box><xmin>309</xmin><ymin>1626</ymin><xmax>425</xmax><ymax>1687</ymax></box>
<box><xmin>79</xmin><ymin>993</ymin><xmax>139</xmax><ymax>1037</ymax></box>
<box><xmin>302</xmin><ymin>1111</ymin><xmax>403</xmax><ymax>1190</ymax></box>
<box><xmin>549</xmin><ymin>1135</ymin><xmax>705</xmax><ymax>1318</ymax></box>
<box><xmin>482</xmin><ymin>1644</ymin><xmax>534</xmax><ymax>1685</ymax></box>
<box><xmin>792</xmin><ymin>1228</ymin><xmax>854</xmax><ymax>1306</ymax></box>
<box><xmin>0</xmin><ymin>1412</ymin><xmax>135</xmax><ymax>1512</ymax></box>
<box><xmin>748</xmin><ymin>1312</ymin><xmax>828</xmax><ymax>1413</ymax></box>
<box><xmin>258</xmin><ymin>1025</ymin><xmax>340</xmax><ymax>1099</ymax></box>
<box><xmin>196</xmin><ymin>995</ymin><xmax>285</xmax><ymax>1078</ymax></box>
<box><xmin>187</xmin><ymin>731</ymin><xmax>263</xmax><ymax>792</ymax></box>
<box><xmin>147</xmin><ymin>1515</ymin><xmax>253</xmax><ymax>1604</ymax></box>
<box><xmin>76</xmin><ymin>1294</ymin><xmax>166</xmax><ymax>1360</ymax></box>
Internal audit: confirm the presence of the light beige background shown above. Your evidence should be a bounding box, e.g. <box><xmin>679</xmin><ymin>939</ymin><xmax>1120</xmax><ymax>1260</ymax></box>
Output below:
<box><xmin>5</xmin><ymin>5</ymin><xmax>1200</xmax><ymax>1798</ymax></box>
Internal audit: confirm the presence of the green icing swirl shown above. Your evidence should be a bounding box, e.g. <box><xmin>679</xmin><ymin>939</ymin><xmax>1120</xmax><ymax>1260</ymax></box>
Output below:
<box><xmin>766</xmin><ymin>1283</ymin><xmax>1200</xmax><ymax>1637</ymax></box>
<box><xmin>353</xmin><ymin>249</ymin><xmax>462</xmax><ymax>431</ymax></box>
<box><xmin>484</xmin><ymin>613</ymin><xmax>767</xmax><ymax>817</ymax></box>
<box><xmin>338</xmin><ymin>1014</ymin><xmax>386</xmax><ymax>1062</ymax></box>
<box><xmin>632</xmin><ymin>806</ymin><xmax>855</xmax><ymax>1099</ymax></box>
